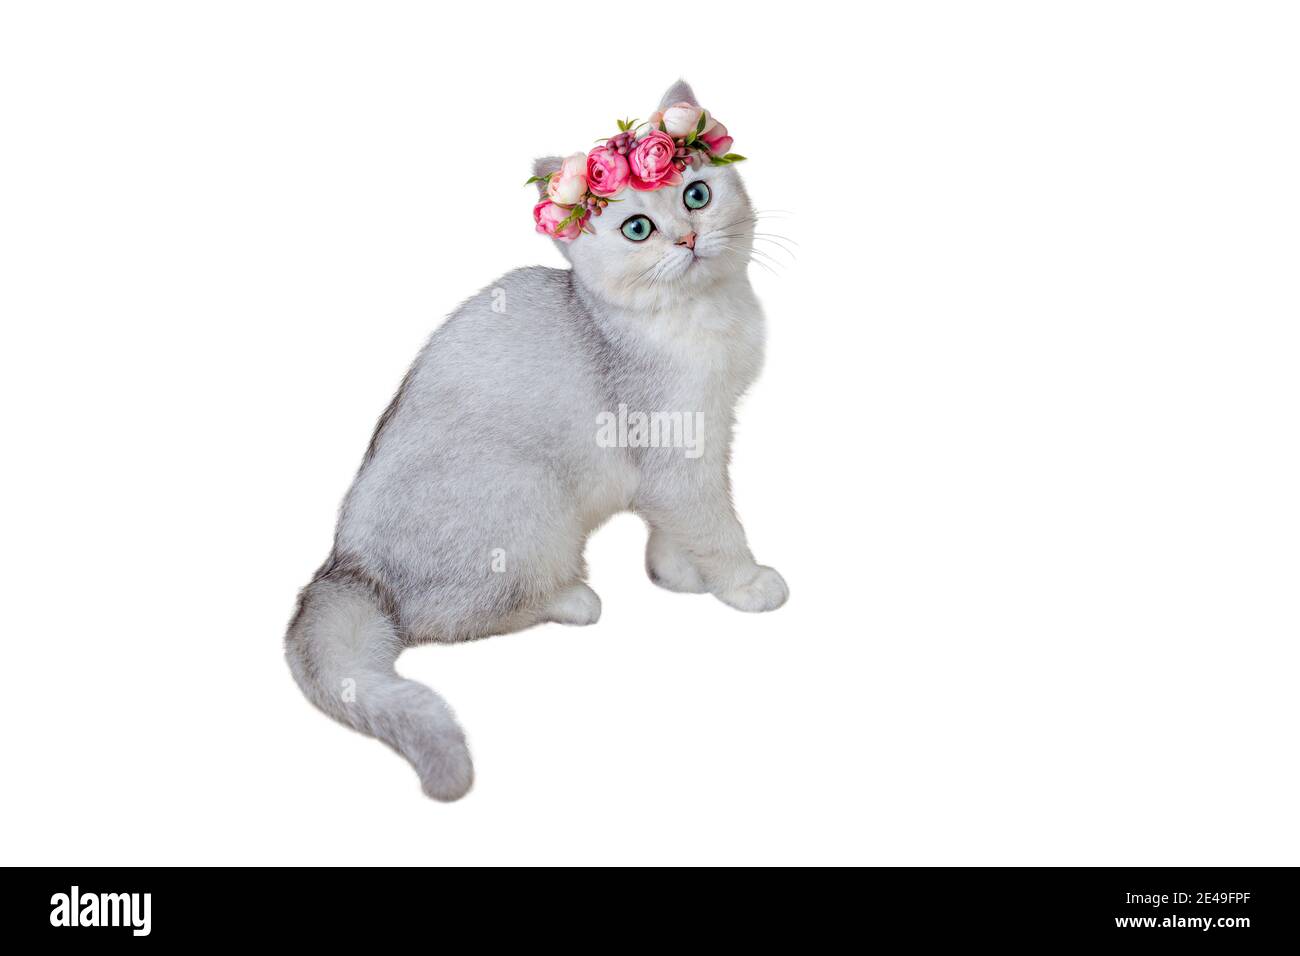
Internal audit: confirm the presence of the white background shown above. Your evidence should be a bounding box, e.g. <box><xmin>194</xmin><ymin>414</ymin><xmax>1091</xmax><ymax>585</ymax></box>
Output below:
<box><xmin>2</xmin><ymin>2</ymin><xmax>1297</xmax><ymax>865</ymax></box>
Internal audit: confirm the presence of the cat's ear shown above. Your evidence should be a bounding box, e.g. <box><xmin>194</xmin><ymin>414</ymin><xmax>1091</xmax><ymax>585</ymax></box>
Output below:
<box><xmin>658</xmin><ymin>79</ymin><xmax>699</xmax><ymax>110</ymax></box>
<box><xmin>531</xmin><ymin>155</ymin><xmax>563</xmax><ymax>197</ymax></box>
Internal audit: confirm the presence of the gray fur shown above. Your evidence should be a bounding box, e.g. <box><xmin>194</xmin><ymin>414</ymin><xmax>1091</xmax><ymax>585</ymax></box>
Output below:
<box><xmin>286</xmin><ymin>82</ymin><xmax>785</xmax><ymax>800</ymax></box>
<box><xmin>658</xmin><ymin>79</ymin><xmax>699</xmax><ymax>110</ymax></box>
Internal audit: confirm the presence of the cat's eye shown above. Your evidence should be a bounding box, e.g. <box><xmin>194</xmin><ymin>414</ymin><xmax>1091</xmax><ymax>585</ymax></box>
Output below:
<box><xmin>683</xmin><ymin>181</ymin><xmax>711</xmax><ymax>210</ymax></box>
<box><xmin>620</xmin><ymin>215</ymin><xmax>655</xmax><ymax>242</ymax></box>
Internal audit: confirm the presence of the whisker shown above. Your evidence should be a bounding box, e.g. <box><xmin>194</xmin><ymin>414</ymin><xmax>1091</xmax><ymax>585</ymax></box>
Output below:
<box><xmin>734</xmin><ymin>252</ymin><xmax>779</xmax><ymax>277</ymax></box>
<box><xmin>750</xmin><ymin>237</ymin><xmax>798</xmax><ymax>260</ymax></box>
<box><xmin>632</xmin><ymin>256</ymin><xmax>668</xmax><ymax>287</ymax></box>
<box><xmin>709</xmin><ymin>215</ymin><xmax>797</xmax><ymax>243</ymax></box>
<box><xmin>753</xmin><ymin>232</ymin><xmax>799</xmax><ymax>247</ymax></box>
<box><xmin>712</xmin><ymin>242</ymin><xmax>781</xmax><ymax>276</ymax></box>
<box><xmin>747</xmin><ymin>248</ymin><xmax>786</xmax><ymax>270</ymax></box>
<box><xmin>710</xmin><ymin>233</ymin><xmax>794</xmax><ymax>262</ymax></box>
<box><xmin>715</xmin><ymin>215</ymin><xmax>759</xmax><ymax>232</ymax></box>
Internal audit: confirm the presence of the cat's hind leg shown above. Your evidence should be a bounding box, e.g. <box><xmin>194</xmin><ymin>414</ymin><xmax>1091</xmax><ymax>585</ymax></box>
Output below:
<box><xmin>539</xmin><ymin>581</ymin><xmax>602</xmax><ymax>626</ymax></box>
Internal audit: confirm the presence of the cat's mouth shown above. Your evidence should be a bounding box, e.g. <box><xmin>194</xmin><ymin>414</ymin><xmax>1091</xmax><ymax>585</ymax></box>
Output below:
<box><xmin>664</xmin><ymin>250</ymin><xmax>701</xmax><ymax>280</ymax></box>
<box><xmin>640</xmin><ymin>241</ymin><xmax>730</xmax><ymax>288</ymax></box>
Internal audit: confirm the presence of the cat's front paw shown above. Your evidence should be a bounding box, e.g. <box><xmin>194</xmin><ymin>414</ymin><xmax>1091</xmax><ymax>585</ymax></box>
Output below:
<box><xmin>716</xmin><ymin>566</ymin><xmax>788</xmax><ymax>613</ymax></box>
<box><xmin>646</xmin><ymin>533</ymin><xmax>707</xmax><ymax>594</ymax></box>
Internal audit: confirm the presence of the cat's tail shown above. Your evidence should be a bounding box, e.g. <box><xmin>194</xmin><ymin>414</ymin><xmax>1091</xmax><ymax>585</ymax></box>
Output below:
<box><xmin>285</xmin><ymin>568</ymin><xmax>473</xmax><ymax>801</ymax></box>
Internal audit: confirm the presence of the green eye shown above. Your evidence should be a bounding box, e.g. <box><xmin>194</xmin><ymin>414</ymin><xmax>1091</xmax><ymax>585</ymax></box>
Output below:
<box><xmin>620</xmin><ymin>215</ymin><xmax>655</xmax><ymax>242</ymax></box>
<box><xmin>684</xmin><ymin>181</ymin><xmax>711</xmax><ymax>210</ymax></box>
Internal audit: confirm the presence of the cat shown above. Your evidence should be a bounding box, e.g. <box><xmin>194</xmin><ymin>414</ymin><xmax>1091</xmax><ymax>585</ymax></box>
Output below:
<box><xmin>286</xmin><ymin>81</ymin><xmax>787</xmax><ymax>800</ymax></box>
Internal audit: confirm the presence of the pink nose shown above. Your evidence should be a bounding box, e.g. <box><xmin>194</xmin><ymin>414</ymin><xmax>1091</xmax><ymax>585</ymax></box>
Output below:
<box><xmin>676</xmin><ymin>231</ymin><xmax>696</xmax><ymax>250</ymax></box>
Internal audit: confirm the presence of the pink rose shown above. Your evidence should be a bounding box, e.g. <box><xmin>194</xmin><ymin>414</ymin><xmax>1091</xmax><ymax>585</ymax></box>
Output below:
<box><xmin>628</xmin><ymin>130</ymin><xmax>683</xmax><ymax>191</ymax></box>
<box><xmin>699</xmin><ymin>119</ymin><xmax>733</xmax><ymax>156</ymax></box>
<box><xmin>586</xmin><ymin>145</ymin><xmax>631</xmax><ymax>198</ymax></box>
<box><xmin>534</xmin><ymin>200</ymin><xmax>586</xmax><ymax>242</ymax></box>
<box><xmin>546</xmin><ymin>152</ymin><xmax>588</xmax><ymax>206</ymax></box>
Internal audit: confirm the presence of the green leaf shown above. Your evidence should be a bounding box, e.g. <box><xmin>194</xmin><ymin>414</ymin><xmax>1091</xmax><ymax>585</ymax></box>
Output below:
<box><xmin>696</xmin><ymin>110</ymin><xmax>708</xmax><ymax>134</ymax></box>
<box><xmin>551</xmin><ymin>201</ymin><xmax>592</xmax><ymax>234</ymax></box>
<box><xmin>524</xmin><ymin>172</ymin><xmax>554</xmax><ymax>186</ymax></box>
<box><xmin>723</xmin><ymin>153</ymin><xmax>747</xmax><ymax>162</ymax></box>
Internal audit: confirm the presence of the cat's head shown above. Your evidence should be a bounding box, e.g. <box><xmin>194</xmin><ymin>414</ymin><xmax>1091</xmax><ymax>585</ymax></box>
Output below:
<box><xmin>532</xmin><ymin>81</ymin><xmax>755</xmax><ymax>310</ymax></box>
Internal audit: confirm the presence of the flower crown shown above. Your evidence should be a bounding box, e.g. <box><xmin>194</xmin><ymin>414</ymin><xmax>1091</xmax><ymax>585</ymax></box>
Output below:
<box><xmin>527</xmin><ymin>101</ymin><xmax>746</xmax><ymax>242</ymax></box>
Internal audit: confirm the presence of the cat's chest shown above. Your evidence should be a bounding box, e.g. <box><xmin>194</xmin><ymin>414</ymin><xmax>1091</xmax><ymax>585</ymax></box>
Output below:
<box><xmin>613</xmin><ymin>293</ymin><xmax>764</xmax><ymax>410</ymax></box>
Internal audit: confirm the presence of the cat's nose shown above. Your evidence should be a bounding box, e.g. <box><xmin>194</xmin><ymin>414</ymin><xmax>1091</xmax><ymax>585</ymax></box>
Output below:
<box><xmin>676</xmin><ymin>231</ymin><xmax>696</xmax><ymax>250</ymax></box>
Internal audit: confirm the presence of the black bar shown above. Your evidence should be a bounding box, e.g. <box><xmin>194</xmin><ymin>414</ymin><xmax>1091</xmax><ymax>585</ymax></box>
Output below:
<box><xmin>6</xmin><ymin>867</ymin><xmax>1296</xmax><ymax>944</ymax></box>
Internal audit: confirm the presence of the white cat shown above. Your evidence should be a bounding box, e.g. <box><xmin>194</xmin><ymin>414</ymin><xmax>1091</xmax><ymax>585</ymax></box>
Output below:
<box><xmin>286</xmin><ymin>81</ymin><xmax>786</xmax><ymax>800</ymax></box>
